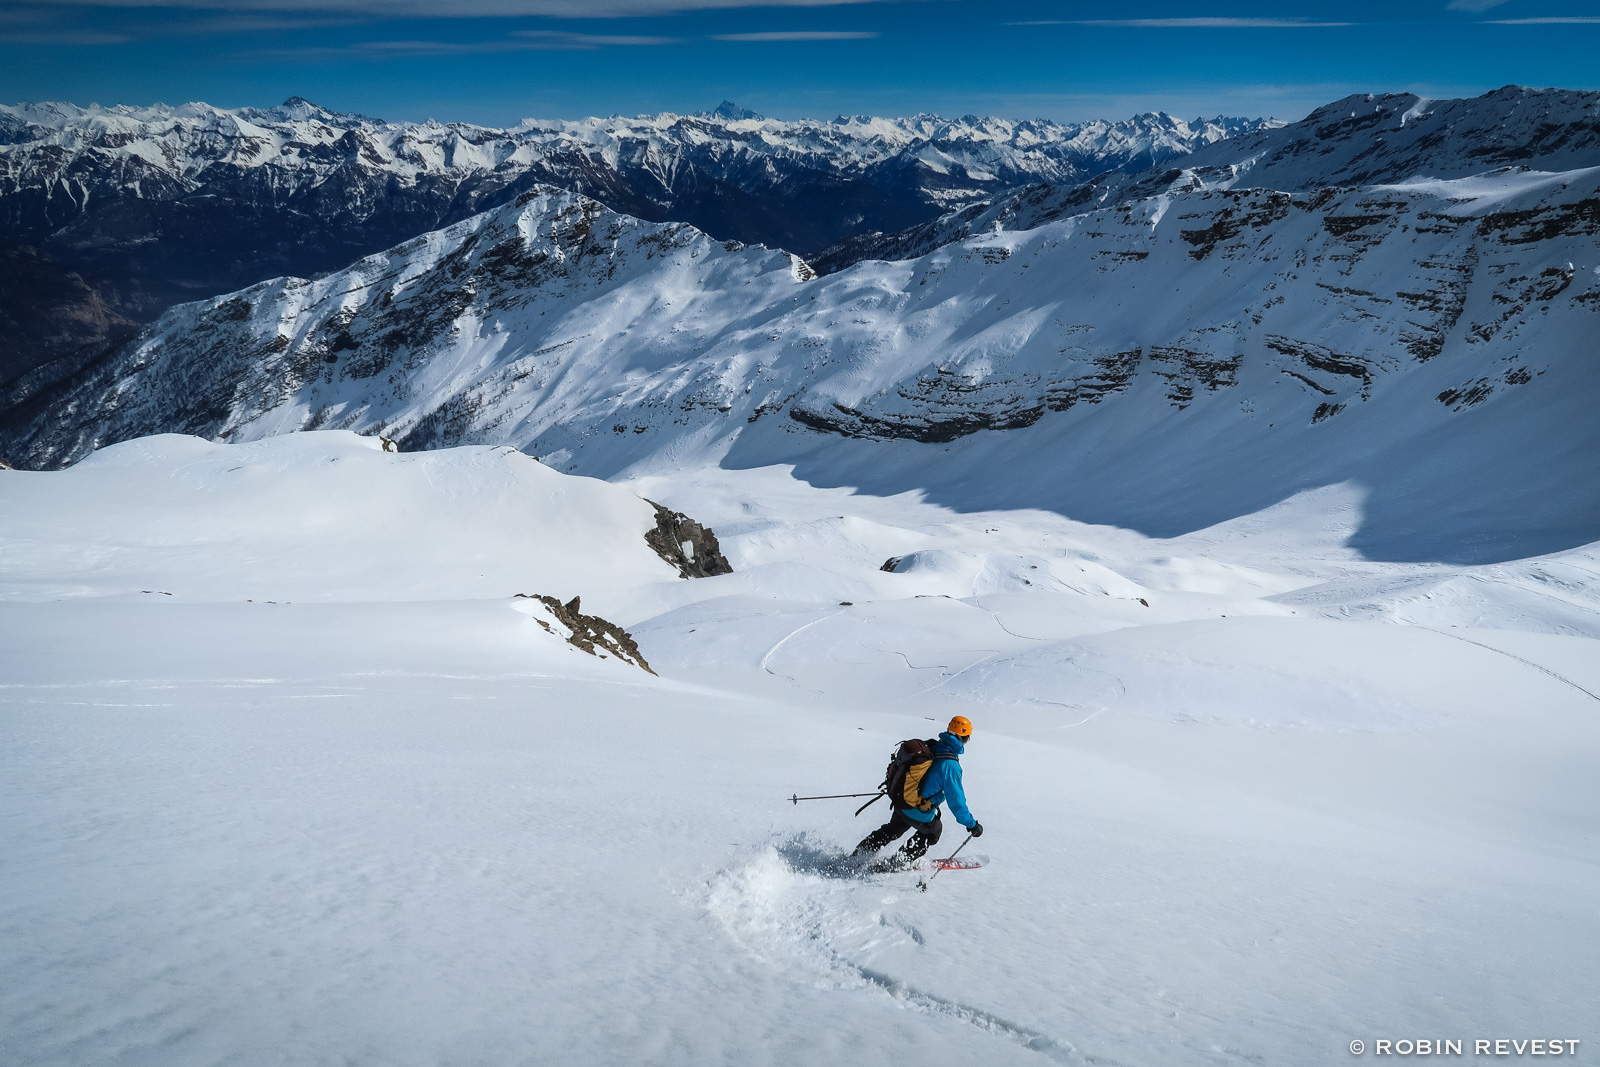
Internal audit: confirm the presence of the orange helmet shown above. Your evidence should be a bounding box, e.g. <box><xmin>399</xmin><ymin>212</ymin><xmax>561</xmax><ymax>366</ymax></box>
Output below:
<box><xmin>947</xmin><ymin>715</ymin><xmax>973</xmax><ymax>740</ymax></box>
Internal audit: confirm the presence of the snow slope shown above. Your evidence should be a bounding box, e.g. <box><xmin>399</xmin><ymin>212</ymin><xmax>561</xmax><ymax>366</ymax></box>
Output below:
<box><xmin>8</xmin><ymin>158</ymin><xmax>1597</xmax><ymax>563</ymax></box>
<box><xmin>2</xmin><ymin>432</ymin><xmax>1598</xmax><ymax>1066</ymax></box>
<box><xmin>0</xmin><ymin>430</ymin><xmax>680</xmax><ymax>607</ymax></box>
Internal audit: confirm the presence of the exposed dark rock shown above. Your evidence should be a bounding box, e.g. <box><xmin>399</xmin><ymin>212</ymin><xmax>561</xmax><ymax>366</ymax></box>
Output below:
<box><xmin>1149</xmin><ymin>346</ymin><xmax>1244</xmax><ymax>408</ymax></box>
<box><xmin>1438</xmin><ymin>380</ymin><xmax>1495</xmax><ymax>410</ymax></box>
<box><xmin>1395</xmin><ymin>247</ymin><xmax>1477</xmax><ymax>361</ymax></box>
<box><xmin>1042</xmin><ymin>349</ymin><xmax>1143</xmax><ymax>411</ymax></box>
<box><xmin>1264</xmin><ymin>335</ymin><xmax>1376</xmax><ymax>398</ymax></box>
<box><xmin>1322</xmin><ymin>214</ymin><xmax>1391</xmax><ymax>237</ymax></box>
<box><xmin>644</xmin><ymin>501</ymin><xmax>733</xmax><ymax>579</ymax></box>
<box><xmin>0</xmin><ymin>243</ymin><xmax>146</xmax><ymax>388</ymax></box>
<box><xmin>1477</xmin><ymin>198</ymin><xmax>1600</xmax><ymax>244</ymax></box>
<box><xmin>514</xmin><ymin>593</ymin><xmax>654</xmax><ymax>673</ymax></box>
<box><xmin>881</xmin><ymin>557</ymin><xmax>902</xmax><ymax>572</ymax></box>
<box><xmin>789</xmin><ymin>399</ymin><xmax>1044</xmax><ymax>443</ymax></box>
<box><xmin>1177</xmin><ymin>191</ymin><xmax>1292</xmax><ymax>260</ymax></box>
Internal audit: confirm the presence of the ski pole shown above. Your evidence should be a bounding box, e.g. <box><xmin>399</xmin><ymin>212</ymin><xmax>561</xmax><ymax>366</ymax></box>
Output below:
<box><xmin>919</xmin><ymin>831</ymin><xmax>974</xmax><ymax>892</ymax></box>
<box><xmin>789</xmin><ymin>792</ymin><xmax>883</xmax><ymax>805</ymax></box>
<box><xmin>853</xmin><ymin>791</ymin><xmax>886</xmax><ymax>816</ymax></box>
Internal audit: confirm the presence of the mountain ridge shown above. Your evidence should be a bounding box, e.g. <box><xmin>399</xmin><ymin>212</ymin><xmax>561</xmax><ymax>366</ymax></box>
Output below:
<box><xmin>4</xmin><ymin>157</ymin><xmax>1595</xmax><ymax>562</ymax></box>
<box><xmin>813</xmin><ymin>86</ymin><xmax>1600</xmax><ymax>272</ymax></box>
<box><xmin>0</xmin><ymin>95</ymin><xmax>1276</xmax><ymax>391</ymax></box>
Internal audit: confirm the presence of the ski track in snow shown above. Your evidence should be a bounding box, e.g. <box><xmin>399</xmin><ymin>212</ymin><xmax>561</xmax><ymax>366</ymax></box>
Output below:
<box><xmin>705</xmin><ymin>842</ymin><xmax>1116</xmax><ymax>1066</ymax></box>
<box><xmin>1418</xmin><ymin>626</ymin><xmax>1600</xmax><ymax>704</ymax></box>
<box><xmin>759</xmin><ymin>611</ymin><xmax>847</xmax><ymax>679</ymax></box>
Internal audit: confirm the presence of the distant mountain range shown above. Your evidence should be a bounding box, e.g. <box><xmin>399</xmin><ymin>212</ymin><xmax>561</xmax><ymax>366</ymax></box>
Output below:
<box><xmin>814</xmin><ymin>86</ymin><xmax>1600</xmax><ymax>269</ymax></box>
<box><xmin>0</xmin><ymin>96</ymin><xmax>1270</xmax><ymax>386</ymax></box>
<box><xmin>4</xmin><ymin>86</ymin><xmax>1596</xmax><ymax>565</ymax></box>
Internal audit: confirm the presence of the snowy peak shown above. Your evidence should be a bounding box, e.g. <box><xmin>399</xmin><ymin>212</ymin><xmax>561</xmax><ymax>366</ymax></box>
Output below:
<box><xmin>0</xmin><ymin>96</ymin><xmax>1274</xmax><ymax>208</ymax></box>
<box><xmin>239</xmin><ymin>95</ymin><xmax>382</xmax><ymax>128</ymax></box>
<box><xmin>705</xmin><ymin>101</ymin><xmax>763</xmax><ymax>122</ymax></box>
<box><xmin>0</xmin><ymin>95</ymin><xmax>1275</xmax><ymax>369</ymax></box>
<box><xmin>821</xmin><ymin>86</ymin><xmax>1600</xmax><ymax>272</ymax></box>
<box><xmin>0</xmin><ymin>185</ymin><xmax>809</xmax><ymax>466</ymax></box>
<box><xmin>1167</xmin><ymin>84</ymin><xmax>1600</xmax><ymax>192</ymax></box>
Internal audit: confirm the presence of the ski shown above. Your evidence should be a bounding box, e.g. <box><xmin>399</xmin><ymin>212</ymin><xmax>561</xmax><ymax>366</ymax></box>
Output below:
<box><xmin>862</xmin><ymin>854</ymin><xmax>987</xmax><ymax>875</ymax></box>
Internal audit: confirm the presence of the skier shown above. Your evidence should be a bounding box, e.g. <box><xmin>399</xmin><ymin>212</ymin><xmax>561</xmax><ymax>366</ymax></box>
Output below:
<box><xmin>852</xmin><ymin>715</ymin><xmax>983</xmax><ymax>867</ymax></box>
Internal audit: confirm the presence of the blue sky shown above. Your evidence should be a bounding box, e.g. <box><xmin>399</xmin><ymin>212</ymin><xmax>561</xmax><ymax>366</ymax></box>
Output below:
<box><xmin>2</xmin><ymin>0</ymin><xmax>1597</xmax><ymax>125</ymax></box>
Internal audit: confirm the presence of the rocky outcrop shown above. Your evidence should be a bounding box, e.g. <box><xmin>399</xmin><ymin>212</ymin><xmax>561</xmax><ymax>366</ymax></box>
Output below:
<box><xmin>514</xmin><ymin>594</ymin><xmax>653</xmax><ymax>674</ymax></box>
<box><xmin>644</xmin><ymin>502</ymin><xmax>733</xmax><ymax>579</ymax></box>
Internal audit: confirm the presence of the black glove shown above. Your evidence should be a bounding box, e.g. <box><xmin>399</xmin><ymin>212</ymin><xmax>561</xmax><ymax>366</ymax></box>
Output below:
<box><xmin>968</xmin><ymin>821</ymin><xmax>983</xmax><ymax>838</ymax></box>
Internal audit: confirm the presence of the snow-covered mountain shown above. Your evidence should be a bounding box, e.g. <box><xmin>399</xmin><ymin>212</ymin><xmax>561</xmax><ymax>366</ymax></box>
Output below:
<box><xmin>813</xmin><ymin>86</ymin><xmax>1600</xmax><ymax>270</ymax></box>
<box><xmin>0</xmin><ymin>96</ymin><xmax>1272</xmax><ymax>395</ymax></box>
<box><xmin>6</xmin><ymin>155</ymin><xmax>1597</xmax><ymax>564</ymax></box>
<box><xmin>0</xmin><ymin>99</ymin><xmax>1261</xmax><ymax>293</ymax></box>
<box><xmin>0</xmin><ymin>96</ymin><xmax>1262</xmax><ymax>253</ymax></box>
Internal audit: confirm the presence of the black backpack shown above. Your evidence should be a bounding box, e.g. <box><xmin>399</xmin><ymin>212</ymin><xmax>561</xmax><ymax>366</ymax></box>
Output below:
<box><xmin>883</xmin><ymin>738</ymin><xmax>956</xmax><ymax>813</ymax></box>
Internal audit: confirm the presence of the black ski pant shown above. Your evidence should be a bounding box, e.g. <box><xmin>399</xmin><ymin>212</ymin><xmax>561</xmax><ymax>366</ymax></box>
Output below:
<box><xmin>853</xmin><ymin>807</ymin><xmax>943</xmax><ymax>860</ymax></box>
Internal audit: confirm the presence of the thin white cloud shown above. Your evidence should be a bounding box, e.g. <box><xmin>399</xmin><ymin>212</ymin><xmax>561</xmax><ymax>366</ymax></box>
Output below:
<box><xmin>1020</xmin><ymin>17</ymin><xmax>1355</xmax><ymax>28</ymax></box>
<box><xmin>710</xmin><ymin>30</ymin><xmax>877</xmax><ymax>40</ymax></box>
<box><xmin>1485</xmin><ymin>15</ymin><xmax>1600</xmax><ymax>22</ymax></box>
<box><xmin>262</xmin><ymin>31</ymin><xmax>678</xmax><ymax>56</ymax></box>
<box><xmin>9</xmin><ymin>0</ymin><xmax>917</xmax><ymax>17</ymax></box>
<box><xmin>510</xmin><ymin>30</ymin><xmax>677</xmax><ymax>45</ymax></box>
<box><xmin>1447</xmin><ymin>0</ymin><xmax>1512</xmax><ymax>10</ymax></box>
<box><xmin>0</xmin><ymin>29</ymin><xmax>131</xmax><ymax>42</ymax></box>
<box><xmin>182</xmin><ymin>13</ymin><xmax>363</xmax><ymax>32</ymax></box>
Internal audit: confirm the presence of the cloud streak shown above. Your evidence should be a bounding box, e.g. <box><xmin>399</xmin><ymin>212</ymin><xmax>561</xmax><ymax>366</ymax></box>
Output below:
<box><xmin>710</xmin><ymin>30</ymin><xmax>876</xmax><ymax>40</ymax></box>
<box><xmin>1484</xmin><ymin>15</ymin><xmax>1600</xmax><ymax>22</ymax></box>
<box><xmin>511</xmin><ymin>29</ymin><xmax>677</xmax><ymax>45</ymax></box>
<box><xmin>262</xmin><ymin>31</ymin><xmax>680</xmax><ymax>56</ymax></box>
<box><xmin>0</xmin><ymin>28</ymin><xmax>132</xmax><ymax>42</ymax></box>
<box><xmin>6</xmin><ymin>0</ymin><xmax>915</xmax><ymax>17</ymax></box>
<box><xmin>1013</xmin><ymin>17</ymin><xmax>1355</xmax><ymax>28</ymax></box>
<box><xmin>258</xmin><ymin>28</ymin><xmax>889</xmax><ymax>58</ymax></box>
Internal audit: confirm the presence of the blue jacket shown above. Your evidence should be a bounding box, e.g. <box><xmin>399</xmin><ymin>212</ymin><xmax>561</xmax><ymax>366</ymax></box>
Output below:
<box><xmin>902</xmin><ymin>731</ymin><xmax>975</xmax><ymax>828</ymax></box>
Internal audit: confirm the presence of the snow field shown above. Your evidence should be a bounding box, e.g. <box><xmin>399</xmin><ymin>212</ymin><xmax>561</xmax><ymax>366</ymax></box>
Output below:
<box><xmin>3</xmin><ymin>432</ymin><xmax>1598</xmax><ymax>1064</ymax></box>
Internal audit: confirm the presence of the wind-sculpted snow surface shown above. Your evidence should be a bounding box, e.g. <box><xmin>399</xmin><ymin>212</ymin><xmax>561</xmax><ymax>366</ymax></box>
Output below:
<box><xmin>0</xmin><ymin>430</ymin><xmax>684</xmax><ymax>606</ymax></box>
<box><xmin>8</xmin><ymin>158</ymin><xmax>1598</xmax><ymax>562</ymax></box>
<box><xmin>3</xmin><ymin>436</ymin><xmax>1598</xmax><ymax>1066</ymax></box>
